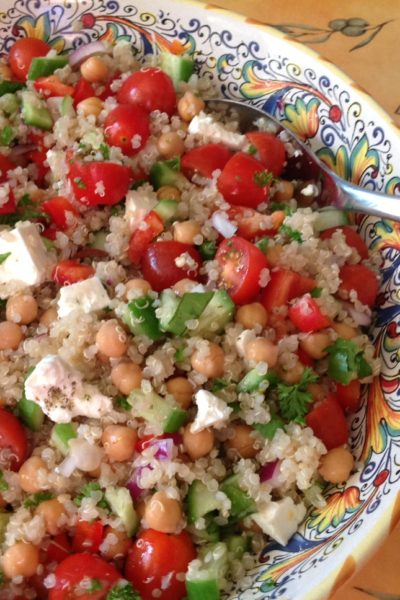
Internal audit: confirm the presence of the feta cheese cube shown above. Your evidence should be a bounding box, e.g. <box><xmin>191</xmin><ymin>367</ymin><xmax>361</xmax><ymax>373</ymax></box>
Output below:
<box><xmin>188</xmin><ymin>112</ymin><xmax>246</xmax><ymax>151</ymax></box>
<box><xmin>251</xmin><ymin>497</ymin><xmax>306</xmax><ymax>546</ymax></box>
<box><xmin>0</xmin><ymin>221</ymin><xmax>55</xmax><ymax>297</ymax></box>
<box><xmin>57</xmin><ymin>276</ymin><xmax>110</xmax><ymax>318</ymax></box>
<box><xmin>191</xmin><ymin>390</ymin><xmax>232</xmax><ymax>433</ymax></box>
<box><xmin>124</xmin><ymin>184</ymin><xmax>158</xmax><ymax>232</ymax></box>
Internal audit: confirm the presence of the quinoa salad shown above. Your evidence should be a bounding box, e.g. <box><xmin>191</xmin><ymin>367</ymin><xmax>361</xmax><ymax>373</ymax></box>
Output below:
<box><xmin>0</xmin><ymin>34</ymin><xmax>381</xmax><ymax>600</ymax></box>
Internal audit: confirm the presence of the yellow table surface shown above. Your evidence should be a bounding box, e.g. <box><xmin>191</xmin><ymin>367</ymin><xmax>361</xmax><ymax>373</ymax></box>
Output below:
<box><xmin>197</xmin><ymin>1</ymin><xmax>400</xmax><ymax>598</ymax></box>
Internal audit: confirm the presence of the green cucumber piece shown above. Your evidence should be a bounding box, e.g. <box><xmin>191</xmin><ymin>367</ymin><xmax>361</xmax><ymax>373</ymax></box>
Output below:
<box><xmin>51</xmin><ymin>423</ymin><xmax>77</xmax><ymax>455</ymax></box>
<box><xmin>314</xmin><ymin>209</ymin><xmax>349</xmax><ymax>232</ymax></box>
<box><xmin>120</xmin><ymin>295</ymin><xmax>163</xmax><ymax>340</ymax></box>
<box><xmin>150</xmin><ymin>157</ymin><xmax>187</xmax><ymax>190</ymax></box>
<box><xmin>220</xmin><ymin>475</ymin><xmax>256</xmax><ymax>521</ymax></box>
<box><xmin>237</xmin><ymin>368</ymin><xmax>279</xmax><ymax>393</ymax></box>
<box><xmin>187</xmin><ymin>518</ymin><xmax>220</xmax><ymax>544</ymax></box>
<box><xmin>186</xmin><ymin>579</ymin><xmax>220</xmax><ymax>600</ymax></box>
<box><xmin>254</xmin><ymin>415</ymin><xmax>285</xmax><ymax>440</ymax></box>
<box><xmin>153</xmin><ymin>199</ymin><xmax>179</xmax><ymax>222</ymax></box>
<box><xmin>128</xmin><ymin>389</ymin><xmax>187</xmax><ymax>433</ymax></box>
<box><xmin>21</xmin><ymin>91</ymin><xmax>53</xmax><ymax>130</ymax></box>
<box><xmin>105</xmin><ymin>486</ymin><xmax>138</xmax><ymax>537</ymax></box>
<box><xmin>160</xmin><ymin>51</ymin><xmax>194</xmax><ymax>89</ymax></box>
<box><xmin>190</xmin><ymin>290</ymin><xmax>235</xmax><ymax>338</ymax></box>
<box><xmin>27</xmin><ymin>56</ymin><xmax>69</xmax><ymax>80</ymax></box>
<box><xmin>226</xmin><ymin>534</ymin><xmax>250</xmax><ymax>559</ymax></box>
<box><xmin>166</xmin><ymin>292</ymin><xmax>213</xmax><ymax>336</ymax></box>
<box><xmin>0</xmin><ymin>80</ymin><xmax>24</xmax><ymax>96</ymax></box>
<box><xmin>157</xmin><ymin>289</ymin><xmax>180</xmax><ymax>332</ymax></box>
<box><xmin>91</xmin><ymin>229</ymin><xmax>107</xmax><ymax>251</ymax></box>
<box><xmin>164</xmin><ymin>406</ymin><xmax>187</xmax><ymax>433</ymax></box>
<box><xmin>0</xmin><ymin>512</ymin><xmax>10</xmax><ymax>544</ymax></box>
<box><xmin>0</xmin><ymin>93</ymin><xmax>19</xmax><ymax>115</ymax></box>
<box><xmin>187</xmin><ymin>480</ymin><xmax>224</xmax><ymax>524</ymax></box>
<box><xmin>61</xmin><ymin>95</ymin><xmax>74</xmax><ymax>117</ymax></box>
<box><xmin>18</xmin><ymin>397</ymin><xmax>44</xmax><ymax>431</ymax></box>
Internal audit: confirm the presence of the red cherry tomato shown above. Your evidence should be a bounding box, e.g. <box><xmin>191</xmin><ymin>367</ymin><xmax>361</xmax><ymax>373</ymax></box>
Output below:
<box><xmin>180</xmin><ymin>143</ymin><xmax>232</xmax><ymax>179</ymax></box>
<box><xmin>34</xmin><ymin>75</ymin><xmax>74</xmax><ymax>98</ymax></box>
<box><xmin>297</xmin><ymin>346</ymin><xmax>315</xmax><ymax>368</ymax></box>
<box><xmin>72</xmin><ymin>519</ymin><xmax>104</xmax><ymax>554</ymax></box>
<box><xmin>97</xmin><ymin>72</ymin><xmax>120</xmax><ymax>101</ymax></box>
<box><xmin>0</xmin><ymin>153</ymin><xmax>15</xmax><ymax>183</ymax></box>
<box><xmin>216</xmin><ymin>236</ymin><xmax>268</xmax><ymax>305</ymax></box>
<box><xmin>339</xmin><ymin>263</ymin><xmax>379</xmax><ymax>307</ymax></box>
<box><xmin>246</xmin><ymin>131</ymin><xmax>286</xmax><ymax>176</ymax></box>
<box><xmin>227</xmin><ymin>206</ymin><xmax>285</xmax><ymax>240</ymax></box>
<box><xmin>42</xmin><ymin>196</ymin><xmax>79</xmax><ymax>230</ymax></box>
<box><xmin>9</xmin><ymin>37</ymin><xmax>50</xmax><ymax>80</ymax></box>
<box><xmin>28</xmin><ymin>146</ymin><xmax>50</xmax><ymax>186</ymax></box>
<box><xmin>288</xmin><ymin>294</ymin><xmax>331</xmax><ymax>333</ymax></box>
<box><xmin>261</xmin><ymin>270</ymin><xmax>316</xmax><ymax>311</ymax></box>
<box><xmin>0</xmin><ymin>408</ymin><xmax>28</xmax><ymax>471</ymax></box>
<box><xmin>217</xmin><ymin>152</ymin><xmax>271</xmax><ymax>209</ymax></box>
<box><xmin>142</xmin><ymin>241</ymin><xmax>202</xmax><ymax>292</ymax></box>
<box><xmin>68</xmin><ymin>161</ymin><xmax>131</xmax><ymax>206</ymax></box>
<box><xmin>52</xmin><ymin>259</ymin><xmax>95</xmax><ymax>285</ymax></box>
<box><xmin>117</xmin><ymin>67</ymin><xmax>177</xmax><ymax>116</ymax></box>
<box><xmin>125</xmin><ymin>529</ymin><xmax>196</xmax><ymax>600</ymax></box>
<box><xmin>0</xmin><ymin>188</ymin><xmax>16</xmax><ymax>215</ymax></box>
<box><xmin>46</xmin><ymin>533</ymin><xmax>72</xmax><ymax>564</ymax></box>
<box><xmin>306</xmin><ymin>394</ymin><xmax>349</xmax><ymax>450</ymax></box>
<box><xmin>50</xmin><ymin>553</ymin><xmax>121</xmax><ymax>600</ymax></box>
<box><xmin>335</xmin><ymin>379</ymin><xmax>362</xmax><ymax>414</ymax></box>
<box><xmin>320</xmin><ymin>225</ymin><xmax>369</xmax><ymax>260</ymax></box>
<box><xmin>104</xmin><ymin>104</ymin><xmax>150</xmax><ymax>157</ymax></box>
<box><xmin>128</xmin><ymin>210</ymin><xmax>164</xmax><ymax>264</ymax></box>
<box><xmin>73</xmin><ymin>78</ymin><xmax>96</xmax><ymax>107</ymax></box>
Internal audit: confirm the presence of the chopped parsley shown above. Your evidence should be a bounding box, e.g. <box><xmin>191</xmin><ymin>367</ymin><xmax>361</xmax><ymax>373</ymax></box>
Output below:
<box><xmin>270</xmin><ymin>202</ymin><xmax>294</xmax><ymax>216</ymax></box>
<box><xmin>198</xmin><ymin>240</ymin><xmax>217</xmax><ymax>260</ymax></box>
<box><xmin>277</xmin><ymin>368</ymin><xmax>319</xmax><ymax>424</ymax></box>
<box><xmin>174</xmin><ymin>346</ymin><xmax>186</xmax><ymax>363</ymax></box>
<box><xmin>279</xmin><ymin>224</ymin><xmax>303</xmax><ymax>243</ymax></box>
<box><xmin>210</xmin><ymin>378</ymin><xmax>228</xmax><ymax>393</ymax></box>
<box><xmin>0</xmin><ymin>470</ymin><xmax>9</xmax><ymax>492</ymax></box>
<box><xmin>254</xmin><ymin>414</ymin><xmax>285</xmax><ymax>439</ymax></box>
<box><xmin>74</xmin><ymin>177</ymin><xmax>87</xmax><ymax>190</ymax></box>
<box><xmin>24</xmin><ymin>491</ymin><xmax>54</xmax><ymax>509</ymax></box>
<box><xmin>0</xmin><ymin>126</ymin><xmax>15</xmax><ymax>146</ymax></box>
<box><xmin>88</xmin><ymin>579</ymin><xmax>103</xmax><ymax>593</ymax></box>
<box><xmin>0</xmin><ymin>194</ymin><xmax>49</xmax><ymax>226</ymax></box>
<box><xmin>115</xmin><ymin>395</ymin><xmax>130</xmax><ymax>411</ymax></box>
<box><xmin>100</xmin><ymin>143</ymin><xmax>110</xmax><ymax>160</ymax></box>
<box><xmin>326</xmin><ymin>338</ymin><xmax>372</xmax><ymax>384</ymax></box>
<box><xmin>310</xmin><ymin>287</ymin><xmax>322</xmax><ymax>298</ymax></box>
<box><xmin>256</xmin><ymin>236</ymin><xmax>269</xmax><ymax>254</ymax></box>
<box><xmin>253</xmin><ymin>170</ymin><xmax>274</xmax><ymax>187</ymax></box>
<box><xmin>74</xmin><ymin>482</ymin><xmax>110</xmax><ymax>510</ymax></box>
<box><xmin>247</xmin><ymin>143</ymin><xmax>257</xmax><ymax>156</ymax></box>
<box><xmin>0</xmin><ymin>252</ymin><xmax>11</xmax><ymax>265</ymax></box>
<box><xmin>107</xmin><ymin>583</ymin><xmax>142</xmax><ymax>600</ymax></box>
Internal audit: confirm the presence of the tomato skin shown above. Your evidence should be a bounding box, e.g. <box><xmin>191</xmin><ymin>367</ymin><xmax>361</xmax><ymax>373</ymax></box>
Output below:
<box><xmin>216</xmin><ymin>236</ymin><xmax>269</xmax><ymax>305</ymax></box>
<box><xmin>72</xmin><ymin>519</ymin><xmax>104</xmax><ymax>554</ymax></box>
<box><xmin>306</xmin><ymin>394</ymin><xmax>349</xmax><ymax>450</ymax></box>
<box><xmin>9</xmin><ymin>37</ymin><xmax>50</xmax><ymax>80</ymax></box>
<box><xmin>73</xmin><ymin>78</ymin><xmax>96</xmax><ymax>107</ymax></box>
<box><xmin>142</xmin><ymin>241</ymin><xmax>202</xmax><ymax>292</ymax></box>
<box><xmin>217</xmin><ymin>152</ymin><xmax>271</xmax><ymax>209</ymax></box>
<box><xmin>335</xmin><ymin>379</ymin><xmax>362</xmax><ymax>414</ymax></box>
<box><xmin>34</xmin><ymin>75</ymin><xmax>75</xmax><ymax>97</ymax></box>
<box><xmin>261</xmin><ymin>269</ymin><xmax>315</xmax><ymax>311</ymax></box>
<box><xmin>297</xmin><ymin>346</ymin><xmax>315</xmax><ymax>368</ymax></box>
<box><xmin>68</xmin><ymin>161</ymin><xmax>131</xmax><ymax>206</ymax></box>
<box><xmin>128</xmin><ymin>210</ymin><xmax>164</xmax><ymax>264</ymax></box>
<box><xmin>117</xmin><ymin>67</ymin><xmax>177</xmax><ymax>116</ymax></box>
<box><xmin>50</xmin><ymin>553</ymin><xmax>121</xmax><ymax>600</ymax></box>
<box><xmin>246</xmin><ymin>131</ymin><xmax>286</xmax><ymax>176</ymax></box>
<box><xmin>104</xmin><ymin>104</ymin><xmax>150</xmax><ymax>156</ymax></box>
<box><xmin>0</xmin><ymin>153</ymin><xmax>15</xmax><ymax>183</ymax></box>
<box><xmin>320</xmin><ymin>226</ymin><xmax>369</xmax><ymax>260</ymax></box>
<box><xmin>42</xmin><ymin>196</ymin><xmax>79</xmax><ymax>230</ymax></box>
<box><xmin>125</xmin><ymin>529</ymin><xmax>196</xmax><ymax>600</ymax></box>
<box><xmin>181</xmin><ymin>143</ymin><xmax>232</xmax><ymax>179</ymax></box>
<box><xmin>46</xmin><ymin>533</ymin><xmax>72</xmax><ymax>564</ymax></box>
<box><xmin>339</xmin><ymin>263</ymin><xmax>379</xmax><ymax>307</ymax></box>
<box><xmin>227</xmin><ymin>206</ymin><xmax>285</xmax><ymax>240</ymax></box>
<box><xmin>52</xmin><ymin>259</ymin><xmax>95</xmax><ymax>285</ymax></box>
<box><xmin>0</xmin><ymin>408</ymin><xmax>28</xmax><ymax>471</ymax></box>
<box><xmin>288</xmin><ymin>294</ymin><xmax>331</xmax><ymax>333</ymax></box>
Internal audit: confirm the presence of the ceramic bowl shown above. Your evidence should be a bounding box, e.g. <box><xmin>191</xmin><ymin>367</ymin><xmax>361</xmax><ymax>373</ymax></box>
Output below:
<box><xmin>1</xmin><ymin>1</ymin><xmax>400</xmax><ymax>598</ymax></box>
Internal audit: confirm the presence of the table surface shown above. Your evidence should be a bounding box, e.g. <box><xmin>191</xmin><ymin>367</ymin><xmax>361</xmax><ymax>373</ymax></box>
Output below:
<box><xmin>197</xmin><ymin>1</ymin><xmax>400</xmax><ymax>598</ymax></box>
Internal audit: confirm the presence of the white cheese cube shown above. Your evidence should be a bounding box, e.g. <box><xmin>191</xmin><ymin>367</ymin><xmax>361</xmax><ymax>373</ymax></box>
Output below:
<box><xmin>188</xmin><ymin>112</ymin><xmax>246</xmax><ymax>151</ymax></box>
<box><xmin>124</xmin><ymin>184</ymin><xmax>158</xmax><ymax>232</ymax></box>
<box><xmin>191</xmin><ymin>390</ymin><xmax>232</xmax><ymax>433</ymax></box>
<box><xmin>252</xmin><ymin>497</ymin><xmax>306</xmax><ymax>546</ymax></box>
<box><xmin>0</xmin><ymin>221</ymin><xmax>55</xmax><ymax>297</ymax></box>
<box><xmin>57</xmin><ymin>276</ymin><xmax>110</xmax><ymax>318</ymax></box>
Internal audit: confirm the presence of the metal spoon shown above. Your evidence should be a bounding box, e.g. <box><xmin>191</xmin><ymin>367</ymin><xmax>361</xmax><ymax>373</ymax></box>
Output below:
<box><xmin>206</xmin><ymin>99</ymin><xmax>400</xmax><ymax>220</ymax></box>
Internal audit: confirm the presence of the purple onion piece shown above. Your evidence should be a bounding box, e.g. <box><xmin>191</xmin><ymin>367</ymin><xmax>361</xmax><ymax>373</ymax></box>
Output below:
<box><xmin>126</xmin><ymin>466</ymin><xmax>150</xmax><ymax>501</ymax></box>
<box><xmin>69</xmin><ymin>41</ymin><xmax>107</xmax><ymax>68</ymax></box>
<box><xmin>259</xmin><ymin>460</ymin><xmax>280</xmax><ymax>485</ymax></box>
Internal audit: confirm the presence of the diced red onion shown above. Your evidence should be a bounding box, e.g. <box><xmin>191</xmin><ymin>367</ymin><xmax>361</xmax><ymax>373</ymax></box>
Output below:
<box><xmin>126</xmin><ymin>466</ymin><xmax>149</xmax><ymax>501</ymax></box>
<box><xmin>259</xmin><ymin>460</ymin><xmax>280</xmax><ymax>486</ymax></box>
<box><xmin>211</xmin><ymin>211</ymin><xmax>237</xmax><ymax>238</ymax></box>
<box><xmin>342</xmin><ymin>301</ymin><xmax>372</xmax><ymax>326</ymax></box>
<box><xmin>69</xmin><ymin>41</ymin><xmax>107</xmax><ymax>68</ymax></box>
<box><xmin>150</xmin><ymin>437</ymin><xmax>174</xmax><ymax>461</ymax></box>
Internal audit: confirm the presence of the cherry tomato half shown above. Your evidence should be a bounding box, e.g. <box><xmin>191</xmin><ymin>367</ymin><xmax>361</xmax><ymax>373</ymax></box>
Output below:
<box><xmin>52</xmin><ymin>259</ymin><xmax>95</xmax><ymax>285</ymax></box>
<box><xmin>68</xmin><ymin>161</ymin><xmax>131</xmax><ymax>206</ymax></box>
<box><xmin>288</xmin><ymin>294</ymin><xmax>331</xmax><ymax>333</ymax></box>
<box><xmin>246</xmin><ymin>131</ymin><xmax>286</xmax><ymax>176</ymax></box>
<box><xmin>104</xmin><ymin>104</ymin><xmax>150</xmax><ymax>157</ymax></box>
<box><xmin>72</xmin><ymin>519</ymin><xmax>104</xmax><ymax>554</ymax></box>
<box><xmin>216</xmin><ymin>236</ymin><xmax>269</xmax><ymax>305</ymax></box>
<box><xmin>50</xmin><ymin>553</ymin><xmax>121</xmax><ymax>600</ymax></box>
<box><xmin>117</xmin><ymin>67</ymin><xmax>177</xmax><ymax>116</ymax></box>
<box><xmin>128</xmin><ymin>210</ymin><xmax>164</xmax><ymax>264</ymax></box>
<box><xmin>339</xmin><ymin>263</ymin><xmax>379</xmax><ymax>307</ymax></box>
<box><xmin>125</xmin><ymin>529</ymin><xmax>196</xmax><ymax>600</ymax></box>
<box><xmin>45</xmin><ymin>533</ymin><xmax>72</xmax><ymax>564</ymax></box>
<box><xmin>335</xmin><ymin>379</ymin><xmax>362</xmax><ymax>414</ymax></box>
<box><xmin>9</xmin><ymin>37</ymin><xmax>50</xmax><ymax>81</ymax></box>
<box><xmin>320</xmin><ymin>225</ymin><xmax>369</xmax><ymax>260</ymax></box>
<box><xmin>181</xmin><ymin>143</ymin><xmax>232</xmax><ymax>180</ymax></box>
<box><xmin>42</xmin><ymin>196</ymin><xmax>79</xmax><ymax>230</ymax></box>
<box><xmin>141</xmin><ymin>241</ymin><xmax>202</xmax><ymax>292</ymax></box>
<box><xmin>0</xmin><ymin>153</ymin><xmax>15</xmax><ymax>183</ymax></box>
<box><xmin>73</xmin><ymin>78</ymin><xmax>96</xmax><ymax>107</ymax></box>
<box><xmin>0</xmin><ymin>408</ymin><xmax>28</xmax><ymax>471</ymax></box>
<box><xmin>227</xmin><ymin>206</ymin><xmax>285</xmax><ymax>240</ymax></box>
<box><xmin>261</xmin><ymin>270</ymin><xmax>315</xmax><ymax>311</ymax></box>
<box><xmin>34</xmin><ymin>76</ymin><xmax>75</xmax><ymax>98</ymax></box>
<box><xmin>306</xmin><ymin>394</ymin><xmax>349</xmax><ymax>450</ymax></box>
<box><xmin>217</xmin><ymin>152</ymin><xmax>271</xmax><ymax>209</ymax></box>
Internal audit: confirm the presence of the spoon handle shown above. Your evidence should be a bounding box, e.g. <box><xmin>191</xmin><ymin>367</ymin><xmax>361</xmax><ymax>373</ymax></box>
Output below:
<box><xmin>336</xmin><ymin>177</ymin><xmax>400</xmax><ymax>220</ymax></box>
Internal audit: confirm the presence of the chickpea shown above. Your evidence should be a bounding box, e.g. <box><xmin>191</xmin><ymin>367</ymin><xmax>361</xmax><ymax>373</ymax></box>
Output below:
<box><xmin>0</xmin><ymin>321</ymin><xmax>23</xmax><ymax>351</ymax></box>
<box><xmin>102</xmin><ymin>425</ymin><xmax>137</xmax><ymax>462</ymax></box>
<box><xmin>277</xmin><ymin>360</ymin><xmax>304</xmax><ymax>385</ymax></box>
<box><xmin>265</xmin><ymin>244</ymin><xmax>283</xmax><ymax>268</ymax></box>
<box><xmin>96</xmin><ymin>319</ymin><xmax>128</xmax><ymax>358</ymax></box>
<box><xmin>0</xmin><ymin>62</ymin><xmax>12</xmax><ymax>80</ymax></box>
<box><xmin>226</xmin><ymin>423</ymin><xmax>257</xmax><ymax>459</ymax></box>
<box><xmin>300</xmin><ymin>332</ymin><xmax>331</xmax><ymax>360</ymax></box>
<box><xmin>77</xmin><ymin>96</ymin><xmax>103</xmax><ymax>118</ymax></box>
<box><xmin>183</xmin><ymin>425</ymin><xmax>214</xmax><ymax>460</ymax></box>
<box><xmin>80</xmin><ymin>56</ymin><xmax>109</xmax><ymax>83</ymax></box>
<box><xmin>156</xmin><ymin>185</ymin><xmax>181</xmax><ymax>202</ymax></box>
<box><xmin>244</xmin><ymin>338</ymin><xmax>278</xmax><ymax>367</ymax></box>
<box><xmin>166</xmin><ymin>377</ymin><xmax>194</xmax><ymax>409</ymax></box>
<box><xmin>273</xmin><ymin>180</ymin><xmax>294</xmax><ymax>203</ymax></box>
<box><xmin>235</xmin><ymin>303</ymin><xmax>268</xmax><ymax>330</ymax></box>
<box><xmin>125</xmin><ymin>278</ymin><xmax>152</xmax><ymax>298</ymax></box>
<box><xmin>111</xmin><ymin>362</ymin><xmax>142</xmax><ymax>395</ymax></box>
<box><xmin>2</xmin><ymin>541</ymin><xmax>39</xmax><ymax>579</ymax></box>
<box><xmin>157</xmin><ymin>132</ymin><xmax>185</xmax><ymax>159</ymax></box>
<box><xmin>40</xmin><ymin>306</ymin><xmax>58</xmax><ymax>328</ymax></box>
<box><xmin>319</xmin><ymin>447</ymin><xmax>354</xmax><ymax>484</ymax></box>
<box><xmin>172</xmin><ymin>278</ymin><xmax>197</xmax><ymax>295</ymax></box>
<box><xmin>307</xmin><ymin>382</ymin><xmax>326</xmax><ymax>403</ymax></box>
<box><xmin>191</xmin><ymin>342</ymin><xmax>225</xmax><ymax>378</ymax></box>
<box><xmin>177</xmin><ymin>91</ymin><xmax>205</xmax><ymax>122</ymax></box>
<box><xmin>101</xmin><ymin>526</ymin><xmax>131</xmax><ymax>560</ymax></box>
<box><xmin>331</xmin><ymin>321</ymin><xmax>358</xmax><ymax>340</ymax></box>
<box><xmin>6</xmin><ymin>294</ymin><xmax>38</xmax><ymax>325</ymax></box>
<box><xmin>173</xmin><ymin>221</ymin><xmax>201</xmax><ymax>245</ymax></box>
<box><xmin>35</xmin><ymin>499</ymin><xmax>67</xmax><ymax>535</ymax></box>
<box><xmin>144</xmin><ymin>491</ymin><xmax>183</xmax><ymax>534</ymax></box>
<box><xmin>18</xmin><ymin>457</ymin><xmax>48</xmax><ymax>494</ymax></box>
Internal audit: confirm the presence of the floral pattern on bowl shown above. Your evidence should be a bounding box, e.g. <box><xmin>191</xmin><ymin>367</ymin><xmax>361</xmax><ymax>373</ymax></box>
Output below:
<box><xmin>1</xmin><ymin>1</ymin><xmax>400</xmax><ymax>598</ymax></box>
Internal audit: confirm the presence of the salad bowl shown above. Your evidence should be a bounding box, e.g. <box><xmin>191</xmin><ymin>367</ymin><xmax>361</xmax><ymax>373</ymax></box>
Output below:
<box><xmin>1</xmin><ymin>0</ymin><xmax>400</xmax><ymax>598</ymax></box>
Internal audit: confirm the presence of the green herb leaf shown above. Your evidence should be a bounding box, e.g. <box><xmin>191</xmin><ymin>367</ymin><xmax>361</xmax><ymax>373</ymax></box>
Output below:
<box><xmin>100</xmin><ymin>143</ymin><xmax>110</xmax><ymax>160</ymax></box>
<box><xmin>107</xmin><ymin>583</ymin><xmax>142</xmax><ymax>600</ymax></box>
<box><xmin>0</xmin><ymin>470</ymin><xmax>9</xmax><ymax>492</ymax></box>
<box><xmin>326</xmin><ymin>338</ymin><xmax>372</xmax><ymax>384</ymax></box>
<box><xmin>198</xmin><ymin>240</ymin><xmax>217</xmax><ymax>260</ymax></box>
<box><xmin>24</xmin><ymin>491</ymin><xmax>54</xmax><ymax>509</ymax></box>
<box><xmin>174</xmin><ymin>346</ymin><xmax>186</xmax><ymax>363</ymax></box>
<box><xmin>115</xmin><ymin>395</ymin><xmax>130</xmax><ymax>411</ymax></box>
<box><xmin>256</xmin><ymin>237</ymin><xmax>269</xmax><ymax>254</ymax></box>
<box><xmin>88</xmin><ymin>579</ymin><xmax>103</xmax><ymax>593</ymax></box>
<box><xmin>270</xmin><ymin>202</ymin><xmax>294</xmax><ymax>215</ymax></box>
<box><xmin>74</xmin><ymin>482</ymin><xmax>110</xmax><ymax>511</ymax></box>
<box><xmin>310</xmin><ymin>287</ymin><xmax>322</xmax><ymax>298</ymax></box>
<box><xmin>0</xmin><ymin>252</ymin><xmax>11</xmax><ymax>265</ymax></box>
<box><xmin>74</xmin><ymin>177</ymin><xmax>87</xmax><ymax>190</ymax></box>
<box><xmin>279</xmin><ymin>224</ymin><xmax>303</xmax><ymax>243</ymax></box>
<box><xmin>18</xmin><ymin>193</ymin><xmax>34</xmax><ymax>207</ymax></box>
<box><xmin>210</xmin><ymin>378</ymin><xmax>228</xmax><ymax>393</ymax></box>
<box><xmin>277</xmin><ymin>368</ymin><xmax>318</xmax><ymax>424</ymax></box>
<box><xmin>254</xmin><ymin>414</ymin><xmax>285</xmax><ymax>439</ymax></box>
<box><xmin>247</xmin><ymin>144</ymin><xmax>257</xmax><ymax>156</ymax></box>
<box><xmin>253</xmin><ymin>170</ymin><xmax>274</xmax><ymax>187</ymax></box>
<box><xmin>0</xmin><ymin>126</ymin><xmax>15</xmax><ymax>146</ymax></box>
